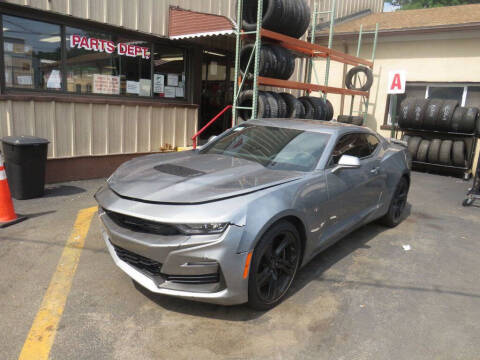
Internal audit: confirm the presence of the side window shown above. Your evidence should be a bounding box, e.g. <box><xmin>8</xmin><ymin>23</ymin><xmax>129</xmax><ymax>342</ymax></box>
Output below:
<box><xmin>367</xmin><ymin>135</ymin><xmax>380</xmax><ymax>153</ymax></box>
<box><xmin>331</xmin><ymin>133</ymin><xmax>372</xmax><ymax>165</ymax></box>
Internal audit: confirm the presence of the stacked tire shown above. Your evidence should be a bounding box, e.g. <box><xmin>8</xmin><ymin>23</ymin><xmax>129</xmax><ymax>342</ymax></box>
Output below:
<box><xmin>238</xmin><ymin>90</ymin><xmax>334</xmax><ymax>121</ymax></box>
<box><xmin>241</xmin><ymin>0</ymin><xmax>311</xmax><ymax>39</ymax></box>
<box><xmin>399</xmin><ymin>97</ymin><xmax>479</xmax><ymax>134</ymax></box>
<box><xmin>405</xmin><ymin>136</ymin><xmax>468</xmax><ymax>167</ymax></box>
<box><xmin>337</xmin><ymin>115</ymin><xmax>364</xmax><ymax>126</ymax></box>
<box><xmin>240</xmin><ymin>44</ymin><xmax>296</xmax><ymax>80</ymax></box>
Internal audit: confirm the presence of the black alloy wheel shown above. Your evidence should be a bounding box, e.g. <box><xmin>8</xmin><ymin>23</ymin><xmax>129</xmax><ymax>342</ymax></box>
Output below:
<box><xmin>248</xmin><ymin>221</ymin><xmax>301</xmax><ymax>310</ymax></box>
<box><xmin>381</xmin><ymin>177</ymin><xmax>409</xmax><ymax>227</ymax></box>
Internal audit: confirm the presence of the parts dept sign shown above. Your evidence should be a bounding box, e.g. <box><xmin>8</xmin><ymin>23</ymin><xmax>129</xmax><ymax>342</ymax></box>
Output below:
<box><xmin>387</xmin><ymin>70</ymin><xmax>407</xmax><ymax>94</ymax></box>
<box><xmin>70</xmin><ymin>35</ymin><xmax>150</xmax><ymax>59</ymax></box>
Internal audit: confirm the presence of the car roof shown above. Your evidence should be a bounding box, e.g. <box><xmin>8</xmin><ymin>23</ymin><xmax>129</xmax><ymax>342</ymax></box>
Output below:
<box><xmin>246</xmin><ymin>118</ymin><xmax>375</xmax><ymax>136</ymax></box>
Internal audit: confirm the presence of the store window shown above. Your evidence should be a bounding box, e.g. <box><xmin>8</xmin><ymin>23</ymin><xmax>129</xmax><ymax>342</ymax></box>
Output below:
<box><xmin>65</xmin><ymin>27</ymin><xmax>117</xmax><ymax>94</ymax></box>
<box><xmin>153</xmin><ymin>45</ymin><xmax>186</xmax><ymax>99</ymax></box>
<box><xmin>385</xmin><ymin>83</ymin><xmax>480</xmax><ymax>126</ymax></box>
<box><xmin>3</xmin><ymin>15</ymin><xmax>62</xmax><ymax>90</ymax></box>
<box><xmin>1</xmin><ymin>14</ymin><xmax>188</xmax><ymax>100</ymax></box>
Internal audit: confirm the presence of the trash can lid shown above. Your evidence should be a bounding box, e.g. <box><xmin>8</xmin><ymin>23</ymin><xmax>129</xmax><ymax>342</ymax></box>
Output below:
<box><xmin>2</xmin><ymin>136</ymin><xmax>50</xmax><ymax>146</ymax></box>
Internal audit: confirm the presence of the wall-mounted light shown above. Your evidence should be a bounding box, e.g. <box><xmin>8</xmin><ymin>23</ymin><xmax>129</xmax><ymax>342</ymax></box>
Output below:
<box><xmin>40</xmin><ymin>36</ymin><xmax>61</xmax><ymax>43</ymax></box>
<box><xmin>204</xmin><ymin>51</ymin><xmax>226</xmax><ymax>57</ymax></box>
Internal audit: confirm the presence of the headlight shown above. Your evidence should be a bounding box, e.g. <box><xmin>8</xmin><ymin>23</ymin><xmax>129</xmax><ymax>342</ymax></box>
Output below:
<box><xmin>176</xmin><ymin>223</ymin><xmax>229</xmax><ymax>235</ymax></box>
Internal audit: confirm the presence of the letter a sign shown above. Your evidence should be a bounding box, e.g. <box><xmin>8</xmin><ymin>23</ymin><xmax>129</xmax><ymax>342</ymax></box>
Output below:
<box><xmin>387</xmin><ymin>70</ymin><xmax>406</xmax><ymax>94</ymax></box>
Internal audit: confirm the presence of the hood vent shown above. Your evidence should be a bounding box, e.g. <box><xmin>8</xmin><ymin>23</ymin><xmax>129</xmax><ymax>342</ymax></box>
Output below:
<box><xmin>153</xmin><ymin>164</ymin><xmax>205</xmax><ymax>178</ymax></box>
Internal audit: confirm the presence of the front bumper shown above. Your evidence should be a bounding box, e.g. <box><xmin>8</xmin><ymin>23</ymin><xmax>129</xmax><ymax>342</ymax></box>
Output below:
<box><xmin>96</xmin><ymin>194</ymin><xmax>250</xmax><ymax>305</ymax></box>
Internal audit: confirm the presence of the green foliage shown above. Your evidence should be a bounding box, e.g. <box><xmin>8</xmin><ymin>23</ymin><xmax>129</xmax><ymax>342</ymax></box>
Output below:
<box><xmin>386</xmin><ymin>0</ymin><xmax>480</xmax><ymax>9</ymax></box>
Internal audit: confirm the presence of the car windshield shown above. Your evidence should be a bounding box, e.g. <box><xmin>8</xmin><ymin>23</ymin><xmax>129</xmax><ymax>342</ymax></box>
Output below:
<box><xmin>200</xmin><ymin>124</ymin><xmax>330</xmax><ymax>172</ymax></box>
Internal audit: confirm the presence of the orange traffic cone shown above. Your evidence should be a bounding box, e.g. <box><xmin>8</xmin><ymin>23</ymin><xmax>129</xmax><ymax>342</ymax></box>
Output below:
<box><xmin>0</xmin><ymin>154</ymin><xmax>26</xmax><ymax>228</ymax></box>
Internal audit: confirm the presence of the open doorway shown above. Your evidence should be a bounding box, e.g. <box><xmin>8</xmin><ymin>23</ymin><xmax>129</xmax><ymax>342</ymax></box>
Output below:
<box><xmin>199</xmin><ymin>50</ymin><xmax>234</xmax><ymax>140</ymax></box>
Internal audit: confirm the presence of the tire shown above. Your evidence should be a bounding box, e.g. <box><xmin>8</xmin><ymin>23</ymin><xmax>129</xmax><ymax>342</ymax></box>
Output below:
<box><xmin>248</xmin><ymin>221</ymin><xmax>302</xmax><ymax>310</ymax></box>
<box><xmin>298</xmin><ymin>97</ymin><xmax>315</xmax><ymax>119</ymax></box>
<box><xmin>437</xmin><ymin>100</ymin><xmax>458</xmax><ymax>131</ymax></box>
<box><xmin>409</xmin><ymin>98</ymin><xmax>429</xmax><ymax>129</ymax></box>
<box><xmin>337</xmin><ymin>115</ymin><xmax>351</xmax><ymax>123</ymax></box>
<box><xmin>452</xmin><ymin>140</ymin><xmax>466</xmax><ymax>167</ymax></box>
<box><xmin>239</xmin><ymin>44</ymin><xmax>265</xmax><ymax>79</ymax></box>
<box><xmin>476</xmin><ymin>114</ymin><xmax>480</xmax><ymax>136</ymax></box>
<box><xmin>351</xmin><ymin>116</ymin><xmax>364</xmax><ymax>126</ymax></box>
<box><xmin>258</xmin><ymin>91</ymin><xmax>272</xmax><ymax>118</ymax></box>
<box><xmin>451</xmin><ymin>107</ymin><xmax>467</xmax><ymax>132</ymax></box>
<box><xmin>398</xmin><ymin>98</ymin><xmax>416</xmax><ymax>129</ymax></box>
<box><xmin>268</xmin><ymin>92</ymin><xmax>287</xmax><ymax>118</ymax></box>
<box><xmin>264</xmin><ymin>44</ymin><xmax>296</xmax><ymax>80</ymax></box>
<box><xmin>241</xmin><ymin>44</ymin><xmax>295</xmax><ymax>80</ymax></box>
<box><xmin>241</xmin><ymin>0</ymin><xmax>310</xmax><ymax>39</ymax></box>
<box><xmin>427</xmin><ymin>138</ymin><xmax>442</xmax><ymax>163</ymax></box>
<box><xmin>424</xmin><ymin>99</ymin><xmax>444</xmax><ymax>130</ymax></box>
<box><xmin>439</xmin><ymin>139</ymin><xmax>453</xmax><ymax>165</ymax></box>
<box><xmin>303</xmin><ymin>96</ymin><xmax>327</xmax><ymax>120</ymax></box>
<box><xmin>407</xmin><ymin>136</ymin><xmax>422</xmax><ymax>160</ymax></box>
<box><xmin>463</xmin><ymin>198</ymin><xmax>474</xmax><ymax>207</ymax></box>
<box><xmin>280</xmin><ymin>93</ymin><xmax>305</xmax><ymax>118</ymax></box>
<box><xmin>262</xmin><ymin>45</ymin><xmax>276</xmax><ymax>78</ymax></box>
<box><xmin>263</xmin><ymin>91</ymin><xmax>279</xmax><ymax>118</ymax></box>
<box><xmin>460</xmin><ymin>107</ymin><xmax>479</xmax><ymax>134</ymax></box>
<box><xmin>325</xmin><ymin>99</ymin><xmax>334</xmax><ymax>120</ymax></box>
<box><xmin>416</xmin><ymin>139</ymin><xmax>430</xmax><ymax>162</ymax></box>
<box><xmin>236</xmin><ymin>90</ymin><xmax>269</xmax><ymax>119</ymax></box>
<box><xmin>345</xmin><ymin>66</ymin><xmax>374</xmax><ymax>91</ymax></box>
<box><xmin>381</xmin><ymin>177</ymin><xmax>409</xmax><ymax>228</ymax></box>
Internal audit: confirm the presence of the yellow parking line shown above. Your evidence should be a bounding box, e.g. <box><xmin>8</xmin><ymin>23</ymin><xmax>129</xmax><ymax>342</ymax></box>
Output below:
<box><xmin>18</xmin><ymin>206</ymin><xmax>98</xmax><ymax>360</ymax></box>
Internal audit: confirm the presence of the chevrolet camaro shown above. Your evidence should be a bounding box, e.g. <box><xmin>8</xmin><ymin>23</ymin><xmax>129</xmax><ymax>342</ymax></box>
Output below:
<box><xmin>95</xmin><ymin>119</ymin><xmax>411</xmax><ymax>310</ymax></box>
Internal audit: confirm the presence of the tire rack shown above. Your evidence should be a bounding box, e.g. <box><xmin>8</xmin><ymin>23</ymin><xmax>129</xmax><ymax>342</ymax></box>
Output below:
<box><xmin>399</xmin><ymin>127</ymin><xmax>478</xmax><ymax>180</ymax></box>
<box><xmin>232</xmin><ymin>0</ymin><xmax>379</xmax><ymax>126</ymax></box>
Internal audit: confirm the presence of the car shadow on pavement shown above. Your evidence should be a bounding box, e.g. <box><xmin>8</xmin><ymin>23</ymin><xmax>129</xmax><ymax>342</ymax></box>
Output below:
<box><xmin>43</xmin><ymin>185</ymin><xmax>86</xmax><ymax>198</ymax></box>
<box><xmin>287</xmin><ymin>203</ymin><xmax>412</xmax><ymax>299</ymax></box>
<box><xmin>133</xmin><ymin>281</ymin><xmax>263</xmax><ymax>321</ymax></box>
<box><xmin>133</xmin><ymin>204</ymin><xmax>412</xmax><ymax>320</ymax></box>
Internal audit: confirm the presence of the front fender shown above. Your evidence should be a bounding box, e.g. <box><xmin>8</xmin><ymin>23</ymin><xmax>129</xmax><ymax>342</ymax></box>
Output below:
<box><xmin>236</xmin><ymin>180</ymin><xmax>308</xmax><ymax>254</ymax></box>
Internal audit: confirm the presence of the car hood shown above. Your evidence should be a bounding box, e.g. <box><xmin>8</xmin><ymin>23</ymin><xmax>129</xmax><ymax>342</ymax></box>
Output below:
<box><xmin>108</xmin><ymin>151</ymin><xmax>303</xmax><ymax>204</ymax></box>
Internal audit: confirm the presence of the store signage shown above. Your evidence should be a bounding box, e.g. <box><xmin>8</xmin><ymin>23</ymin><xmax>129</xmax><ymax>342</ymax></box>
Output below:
<box><xmin>93</xmin><ymin>74</ymin><xmax>120</xmax><ymax>95</ymax></box>
<box><xmin>69</xmin><ymin>35</ymin><xmax>150</xmax><ymax>59</ymax></box>
<box><xmin>387</xmin><ymin>70</ymin><xmax>406</xmax><ymax>94</ymax></box>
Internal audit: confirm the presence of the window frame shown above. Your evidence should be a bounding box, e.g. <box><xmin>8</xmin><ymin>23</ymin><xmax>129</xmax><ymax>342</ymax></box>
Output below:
<box><xmin>0</xmin><ymin>7</ymin><xmax>191</xmax><ymax>103</ymax></box>
<box><xmin>327</xmin><ymin>132</ymin><xmax>380</xmax><ymax>168</ymax></box>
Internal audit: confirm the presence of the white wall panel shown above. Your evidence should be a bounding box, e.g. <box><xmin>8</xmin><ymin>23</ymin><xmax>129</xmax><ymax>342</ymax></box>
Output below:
<box><xmin>0</xmin><ymin>99</ymin><xmax>197</xmax><ymax>159</ymax></box>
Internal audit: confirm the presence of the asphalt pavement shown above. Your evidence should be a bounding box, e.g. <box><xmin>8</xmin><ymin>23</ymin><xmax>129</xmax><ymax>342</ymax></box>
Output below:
<box><xmin>1</xmin><ymin>172</ymin><xmax>479</xmax><ymax>360</ymax></box>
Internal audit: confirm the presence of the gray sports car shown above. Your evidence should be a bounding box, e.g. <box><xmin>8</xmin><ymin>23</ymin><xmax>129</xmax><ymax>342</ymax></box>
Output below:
<box><xmin>95</xmin><ymin>119</ymin><xmax>411</xmax><ymax>310</ymax></box>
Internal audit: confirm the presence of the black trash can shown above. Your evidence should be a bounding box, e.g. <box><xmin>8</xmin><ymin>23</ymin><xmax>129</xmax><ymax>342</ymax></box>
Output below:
<box><xmin>2</xmin><ymin>136</ymin><xmax>49</xmax><ymax>200</ymax></box>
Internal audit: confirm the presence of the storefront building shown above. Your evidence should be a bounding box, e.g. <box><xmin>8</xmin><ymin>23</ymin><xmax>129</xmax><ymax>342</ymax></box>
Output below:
<box><xmin>0</xmin><ymin>0</ymin><xmax>383</xmax><ymax>182</ymax></box>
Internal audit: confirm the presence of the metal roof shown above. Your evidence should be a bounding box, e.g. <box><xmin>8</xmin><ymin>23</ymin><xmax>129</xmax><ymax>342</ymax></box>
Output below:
<box><xmin>169</xmin><ymin>7</ymin><xmax>235</xmax><ymax>40</ymax></box>
<box><xmin>318</xmin><ymin>4</ymin><xmax>480</xmax><ymax>38</ymax></box>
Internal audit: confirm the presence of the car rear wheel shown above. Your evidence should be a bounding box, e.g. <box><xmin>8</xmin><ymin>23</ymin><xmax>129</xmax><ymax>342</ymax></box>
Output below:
<box><xmin>248</xmin><ymin>221</ymin><xmax>301</xmax><ymax>310</ymax></box>
<box><xmin>381</xmin><ymin>177</ymin><xmax>409</xmax><ymax>228</ymax></box>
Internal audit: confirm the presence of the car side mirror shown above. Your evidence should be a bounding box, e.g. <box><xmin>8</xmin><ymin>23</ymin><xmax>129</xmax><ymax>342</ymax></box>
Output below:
<box><xmin>332</xmin><ymin>155</ymin><xmax>361</xmax><ymax>173</ymax></box>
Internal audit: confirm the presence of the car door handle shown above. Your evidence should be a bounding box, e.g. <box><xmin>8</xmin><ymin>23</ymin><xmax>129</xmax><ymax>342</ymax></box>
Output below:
<box><xmin>370</xmin><ymin>167</ymin><xmax>380</xmax><ymax>175</ymax></box>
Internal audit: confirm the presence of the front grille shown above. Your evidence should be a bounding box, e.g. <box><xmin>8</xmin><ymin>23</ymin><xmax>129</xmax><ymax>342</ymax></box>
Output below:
<box><xmin>113</xmin><ymin>244</ymin><xmax>163</xmax><ymax>277</ymax></box>
<box><xmin>112</xmin><ymin>245</ymin><xmax>220</xmax><ymax>285</ymax></box>
<box><xmin>104</xmin><ymin>209</ymin><xmax>181</xmax><ymax>236</ymax></box>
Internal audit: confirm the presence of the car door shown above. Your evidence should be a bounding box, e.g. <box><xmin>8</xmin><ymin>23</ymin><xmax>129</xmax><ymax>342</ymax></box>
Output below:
<box><xmin>320</xmin><ymin>132</ymin><xmax>385</xmax><ymax>245</ymax></box>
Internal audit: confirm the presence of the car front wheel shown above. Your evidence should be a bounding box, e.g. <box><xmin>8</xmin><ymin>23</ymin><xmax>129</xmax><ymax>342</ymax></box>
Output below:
<box><xmin>248</xmin><ymin>221</ymin><xmax>302</xmax><ymax>311</ymax></box>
